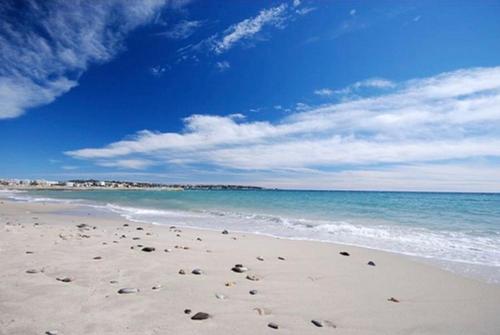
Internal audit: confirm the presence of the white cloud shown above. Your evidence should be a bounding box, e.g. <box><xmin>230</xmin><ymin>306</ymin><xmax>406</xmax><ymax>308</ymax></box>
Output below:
<box><xmin>350</xmin><ymin>9</ymin><xmax>356</xmax><ymax>16</ymax></box>
<box><xmin>314</xmin><ymin>88</ymin><xmax>334</xmax><ymax>96</ymax></box>
<box><xmin>98</xmin><ymin>159</ymin><xmax>156</xmax><ymax>170</ymax></box>
<box><xmin>213</xmin><ymin>4</ymin><xmax>288</xmax><ymax>54</ymax></box>
<box><xmin>158</xmin><ymin>20</ymin><xmax>202</xmax><ymax>39</ymax></box>
<box><xmin>216</xmin><ymin>61</ymin><xmax>231</xmax><ymax>72</ymax></box>
<box><xmin>0</xmin><ymin>0</ymin><xmax>179</xmax><ymax>119</ymax></box>
<box><xmin>66</xmin><ymin>66</ymin><xmax>500</xmax><ymax>190</ymax></box>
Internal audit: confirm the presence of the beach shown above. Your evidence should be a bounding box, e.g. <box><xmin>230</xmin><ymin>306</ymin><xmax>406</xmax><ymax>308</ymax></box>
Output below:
<box><xmin>1</xmin><ymin>199</ymin><xmax>499</xmax><ymax>335</ymax></box>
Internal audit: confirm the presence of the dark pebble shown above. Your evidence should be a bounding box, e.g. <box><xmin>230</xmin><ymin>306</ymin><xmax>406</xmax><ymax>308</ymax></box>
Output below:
<box><xmin>311</xmin><ymin>320</ymin><xmax>323</xmax><ymax>327</ymax></box>
<box><xmin>93</xmin><ymin>256</ymin><xmax>102</xmax><ymax>260</ymax></box>
<box><xmin>141</xmin><ymin>247</ymin><xmax>155</xmax><ymax>252</ymax></box>
<box><xmin>118</xmin><ymin>288</ymin><xmax>139</xmax><ymax>294</ymax></box>
<box><xmin>249</xmin><ymin>289</ymin><xmax>258</xmax><ymax>295</ymax></box>
<box><xmin>191</xmin><ymin>312</ymin><xmax>210</xmax><ymax>320</ymax></box>
<box><xmin>339</xmin><ymin>251</ymin><xmax>350</xmax><ymax>256</ymax></box>
<box><xmin>136</xmin><ymin>227</ymin><xmax>144</xmax><ymax>230</ymax></box>
<box><xmin>196</xmin><ymin>237</ymin><xmax>202</xmax><ymax>241</ymax></box>
<box><xmin>278</xmin><ymin>256</ymin><xmax>285</xmax><ymax>260</ymax></box>
<box><xmin>388</xmin><ymin>297</ymin><xmax>400</xmax><ymax>303</ymax></box>
<box><xmin>184</xmin><ymin>309</ymin><xmax>192</xmax><ymax>314</ymax></box>
<box><xmin>56</xmin><ymin>277</ymin><xmax>73</xmax><ymax>283</ymax></box>
<box><xmin>179</xmin><ymin>269</ymin><xmax>186</xmax><ymax>275</ymax></box>
<box><xmin>367</xmin><ymin>261</ymin><xmax>376</xmax><ymax>266</ymax></box>
<box><xmin>268</xmin><ymin>322</ymin><xmax>279</xmax><ymax>329</ymax></box>
<box><xmin>221</xmin><ymin>230</ymin><xmax>229</xmax><ymax>234</ymax></box>
<box><xmin>192</xmin><ymin>268</ymin><xmax>203</xmax><ymax>275</ymax></box>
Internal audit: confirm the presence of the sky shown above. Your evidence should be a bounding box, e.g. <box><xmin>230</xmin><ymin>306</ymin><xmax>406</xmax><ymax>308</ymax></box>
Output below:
<box><xmin>1</xmin><ymin>0</ymin><xmax>500</xmax><ymax>192</ymax></box>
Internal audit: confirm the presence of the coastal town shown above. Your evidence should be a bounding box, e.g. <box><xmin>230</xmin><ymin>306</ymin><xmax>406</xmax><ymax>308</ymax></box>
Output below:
<box><xmin>0</xmin><ymin>178</ymin><xmax>264</xmax><ymax>191</ymax></box>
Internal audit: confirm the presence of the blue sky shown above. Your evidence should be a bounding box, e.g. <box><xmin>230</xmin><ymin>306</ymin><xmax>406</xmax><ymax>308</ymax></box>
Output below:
<box><xmin>1</xmin><ymin>0</ymin><xmax>500</xmax><ymax>191</ymax></box>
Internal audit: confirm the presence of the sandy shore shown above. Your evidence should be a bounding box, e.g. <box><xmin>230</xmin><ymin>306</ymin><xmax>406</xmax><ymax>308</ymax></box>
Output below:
<box><xmin>0</xmin><ymin>199</ymin><xmax>499</xmax><ymax>335</ymax></box>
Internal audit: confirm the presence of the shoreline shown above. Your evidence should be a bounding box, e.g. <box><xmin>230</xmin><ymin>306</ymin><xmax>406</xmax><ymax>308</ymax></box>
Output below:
<box><xmin>1</xmin><ymin>199</ymin><xmax>500</xmax><ymax>334</ymax></box>
<box><xmin>3</xmin><ymin>190</ymin><xmax>500</xmax><ymax>285</ymax></box>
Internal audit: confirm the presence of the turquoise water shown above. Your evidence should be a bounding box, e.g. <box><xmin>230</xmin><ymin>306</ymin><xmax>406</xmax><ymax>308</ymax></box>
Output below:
<box><xmin>4</xmin><ymin>189</ymin><xmax>500</xmax><ymax>282</ymax></box>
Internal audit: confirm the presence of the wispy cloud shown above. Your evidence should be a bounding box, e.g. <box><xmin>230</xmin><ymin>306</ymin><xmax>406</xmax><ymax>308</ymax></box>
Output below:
<box><xmin>213</xmin><ymin>4</ymin><xmax>288</xmax><ymax>54</ymax></box>
<box><xmin>158</xmin><ymin>20</ymin><xmax>202</xmax><ymax>39</ymax></box>
<box><xmin>216</xmin><ymin>61</ymin><xmax>231</xmax><ymax>72</ymax></box>
<box><xmin>0</xmin><ymin>0</ymin><xmax>180</xmax><ymax>119</ymax></box>
<box><xmin>316</xmin><ymin>78</ymin><xmax>395</xmax><ymax>96</ymax></box>
<box><xmin>66</xmin><ymin>66</ymin><xmax>500</xmax><ymax>191</ymax></box>
<box><xmin>176</xmin><ymin>2</ymin><xmax>312</xmax><ymax>61</ymax></box>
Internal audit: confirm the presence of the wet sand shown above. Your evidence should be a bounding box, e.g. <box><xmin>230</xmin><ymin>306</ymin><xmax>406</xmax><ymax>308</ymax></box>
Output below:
<box><xmin>1</xmin><ymin>199</ymin><xmax>499</xmax><ymax>334</ymax></box>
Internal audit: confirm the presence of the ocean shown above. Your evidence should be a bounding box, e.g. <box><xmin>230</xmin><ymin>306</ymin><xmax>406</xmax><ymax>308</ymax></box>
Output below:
<box><xmin>3</xmin><ymin>188</ymin><xmax>500</xmax><ymax>283</ymax></box>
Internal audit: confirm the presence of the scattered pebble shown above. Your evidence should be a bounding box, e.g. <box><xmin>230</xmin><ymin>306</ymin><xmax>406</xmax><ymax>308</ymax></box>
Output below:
<box><xmin>191</xmin><ymin>312</ymin><xmax>210</xmax><ymax>320</ymax></box>
<box><xmin>278</xmin><ymin>256</ymin><xmax>285</xmax><ymax>260</ymax></box>
<box><xmin>268</xmin><ymin>322</ymin><xmax>279</xmax><ymax>330</ymax></box>
<box><xmin>311</xmin><ymin>320</ymin><xmax>323</xmax><ymax>327</ymax></box>
<box><xmin>164</xmin><ymin>248</ymin><xmax>172</xmax><ymax>253</ymax></box>
<box><xmin>93</xmin><ymin>256</ymin><xmax>102</xmax><ymax>260</ymax></box>
<box><xmin>110</xmin><ymin>280</ymin><xmax>118</xmax><ymax>284</ymax></box>
<box><xmin>56</xmin><ymin>277</ymin><xmax>73</xmax><ymax>283</ymax></box>
<box><xmin>196</xmin><ymin>237</ymin><xmax>202</xmax><ymax>241</ymax></box>
<box><xmin>132</xmin><ymin>237</ymin><xmax>140</xmax><ymax>240</ymax></box>
<box><xmin>45</xmin><ymin>331</ymin><xmax>58</xmax><ymax>335</ymax></box>
<box><xmin>254</xmin><ymin>307</ymin><xmax>271</xmax><ymax>316</ymax></box>
<box><xmin>225</xmin><ymin>281</ymin><xmax>235</xmax><ymax>287</ymax></box>
<box><xmin>25</xmin><ymin>251</ymin><xmax>34</xmax><ymax>254</ymax></box>
<box><xmin>249</xmin><ymin>289</ymin><xmax>258</xmax><ymax>295</ymax></box>
<box><xmin>231</xmin><ymin>264</ymin><xmax>248</xmax><ymax>273</ymax></box>
<box><xmin>246</xmin><ymin>274</ymin><xmax>260</xmax><ymax>281</ymax></box>
<box><xmin>152</xmin><ymin>285</ymin><xmax>162</xmax><ymax>290</ymax></box>
<box><xmin>26</xmin><ymin>269</ymin><xmax>39</xmax><ymax>274</ymax></box>
<box><xmin>215</xmin><ymin>293</ymin><xmax>226</xmax><ymax>299</ymax></box>
<box><xmin>184</xmin><ymin>309</ymin><xmax>192</xmax><ymax>314</ymax></box>
<box><xmin>256</xmin><ymin>256</ymin><xmax>264</xmax><ymax>261</ymax></box>
<box><xmin>367</xmin><ymin>261</ymin><xmax>376</xmax><ymax>266</ymax></box>
<box><xmin>192</xmin><ymin>268</ymin><xmax>203</xmax><ymax>275</ymax></box>
<box><xmin>221</xmin><ymin>230</ymin><xmax>229</xmax><ymax>234</ymax></box>
<box><xmin>123</xmin><ymin>223</ymin><xmax>129</xmax><ymax>227</ymax></box>
<box><xmin>179</xmin><ymin>269</ymin><xmax>186</xmax><ymax>275</ymax></box>
<box><xmin>339</xmin><ymin>251</ymin><xmax>350</xmax><ymax>256</ymax></box>
<box><xmin>388</xmin><ymin>297</ymin><xmax>400</xmax><ymax>303</ymax></box>
<box><xmin>141</xmin><ymin>247</ymin><xmax>155</xmax><ymax>252</ymax></box>
<box><xmin>136</xmin><ymin>227</ymin><xmax>144</xmax><ymax>230</ymax></box>
<box><xmin>118</xmin><ymin>288</ymin><xmax>139</xmax><ymax>294</ymax></box>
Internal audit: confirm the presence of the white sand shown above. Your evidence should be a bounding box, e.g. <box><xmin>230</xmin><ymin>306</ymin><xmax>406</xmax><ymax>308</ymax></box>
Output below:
<box><xmin>1</xmin><ymin>199</ymin><xmax>499</xmax><ymax>335</ymax></box>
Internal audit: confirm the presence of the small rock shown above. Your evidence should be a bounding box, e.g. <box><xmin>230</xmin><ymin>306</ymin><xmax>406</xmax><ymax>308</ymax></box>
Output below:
<box><xmin>254</xmin><ymin>307</ymin><xmax>272</xmax><ymax>316</ymax></box>
<box><xmin>221</xmin><ymin>230</ymin><xmax>229</xmax><ymax>234</ymax></box>
<box><xmin>388</xmin><ymin>297</ymin><xmax>400</xmax><ymax>303</ymax></box>
<box><xmin>146</xmin><ymin>232</ymin><xmax>152</xmax><ymax>236</ymax></box>
<box><xmin>123</xmin><ymin>223</ymin><xmax>129</xmax><ymax>227</ymax></box>
<box><xmin>25</xmin><ymin>251</ymin><xmax>34</xmax><ymax>254</ymax></box>
<box><xmin>231</xmin><ymin>266</ymin><xmax>248</xmax><ymax>273</ymax></box>
<box><xmin>196</xmin><ymin>237</ymin><xmax>202</xmax><ymax>241</ymax></box>
<box><xmin>225</xmin><ymin>281</ymin><xmax>235</xmax><ymax>287</ymax></box>
<box><xmin>93</xmin><ymin>256</ymin><xmax>102</xmax><ymax>260</ymax></box>
<box><xmin>192</xmin><ymin>268</ymin><xmax>203</xmax><ymax>275</ymax></box>
<box><xmin>56</xmin><ymin>277</ymin><xmax>73</xmax><ymax>283</ymax></box>
<box><xmin>76</xmin><ymin>223</ymin><xmax>90</xmax><ymax>229</ymax></box>
<box><xmin>176</xmin><ymin>234</ymin><xmax>181</xmax><ymax>237</ymax></box>
<box><xmin>339</xmin><ymin>251</ymin><xmax>350</xmax><ymax>256</ymax></box>
<box><xmin>184</xmin><ymin>309</ymin><xmax>192</xmax><ymax>314</ymax></box>
<box><xmin>26</xmin><ymin>269</ymin><xmax>39</xmax><ymax>274</ymax></box>
<box><xmin>367</xmin><ymin>261</ymin><xmax>376</xmax><ymax>266</ymax></box>
<box><xmin>136</xmin><ymin>227</ymin><xmax>144</xmax><ymax>230</ymax></box>
<box><xmin>45</xmin><ymin>331</ymin><xmax>58</xmax><ymax>335</ymax></box>
<box><xmin>246</xmin><ymin>274</ymin><xmax>260</xmax><ymax>281</ymax></box>
<box><xmin>191</xmin><ymin>312</ymin><xmax>210</xmax><ymax>320</ymax></box>
<box><xmin>278</xmin><ymin>256</ymin><xmax>285</xmax><ymax>260</ymax></box>
<box><xmin>311</xmin><ymin>320</ymin><xmax>323</xmax><ymax>327</ymax></box>
<box><xmin>110</xmin><ymin>280</ymin><xmax>118</xmax><ymax>284</ymax></box>
<box><xmin>141</xmin><ymin>247</ymin><xmax>155</xmax><ymax>252</ymax></box>
<box><xmin>152</xmin><ymin>285</ymin><xmax>162</xmax><ymax>290</ymax></box>
<box><xmin>132</xmin><ymin>237</ymin><xmax>140</xmax><ymax>240</ymax></box>
<box><xmin>256</xmin><ymin>256</ymin><xmax>264</xmax><ymax>261</ymax></box>
<box><xmin>118</xmin><ymin>288</ymin><xmax>139</xmax><ymax>294</ymax></box>
<box><xmin>249</xmin><ymin>289</ymin><xmax>258</xmax><ymax>295</ymax></box>
<box><xmin>215</xmin><ymin>293</ymin><xmax>225</xmax><ymax>299</ymax></box>
<box><xmin>164</xmin><ymin>248</ymin><xmax>172</xmax><ymax>253</ymax></box>
<box><xmin>268</xmin><ymin>322</ymin><xmax>279</xmax><ymax>330</ymax></box>
<box><xmin>179</xmin><ymin>269</ymin><xmax>186</xmax><ymax>275</ymax></box>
